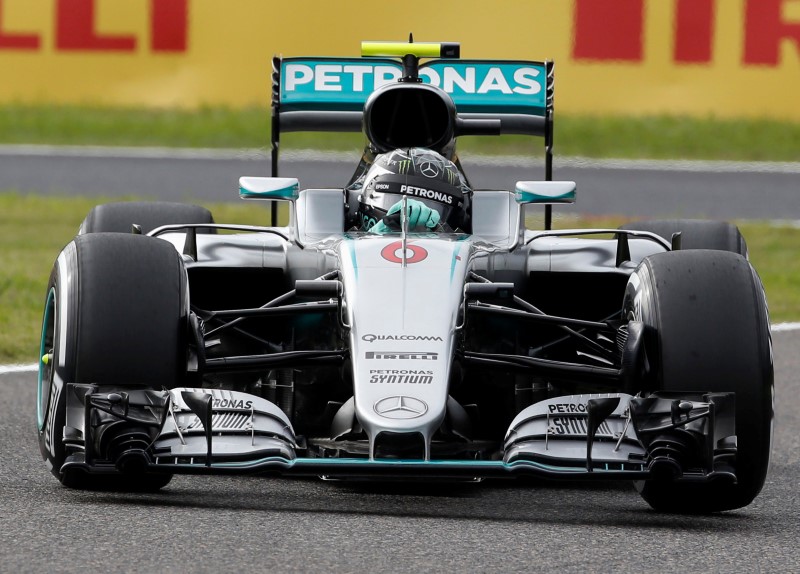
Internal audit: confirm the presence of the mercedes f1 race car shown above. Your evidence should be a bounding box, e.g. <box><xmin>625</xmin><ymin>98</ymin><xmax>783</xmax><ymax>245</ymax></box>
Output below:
<box><xmin>37</xmin><ymin>40</ymin><xmax>773</xmax><ymax>513</ymax></box>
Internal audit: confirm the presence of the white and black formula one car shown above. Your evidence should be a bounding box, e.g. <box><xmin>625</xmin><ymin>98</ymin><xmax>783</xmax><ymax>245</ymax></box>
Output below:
<box><xmin>37</xmin><ymin>40</ymin><xmax>773</xmax><ymax>513</ymax></box>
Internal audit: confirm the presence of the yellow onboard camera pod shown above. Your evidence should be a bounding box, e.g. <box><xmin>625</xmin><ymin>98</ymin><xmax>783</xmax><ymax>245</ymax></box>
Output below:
<box><xmin>361</xmin><ymin>41</ymin><xmax>460</xmax><ymax>59</ymax></box>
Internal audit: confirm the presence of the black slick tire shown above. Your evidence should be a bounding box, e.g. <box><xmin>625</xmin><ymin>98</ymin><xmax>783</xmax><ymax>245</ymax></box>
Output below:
<box><xmin>38</xmin><ymin>233</ymin><xmax>187</xmax><ymax>490</ymax></box>
<box><xmin>624</xmin><ymin>250</ymin><xmax>773</xmax><ymax>513</ymax></box>
<box><xmin>80</xmin><ymin>201</ymin><xmax>215</xmax><ymax>234</ymax></box>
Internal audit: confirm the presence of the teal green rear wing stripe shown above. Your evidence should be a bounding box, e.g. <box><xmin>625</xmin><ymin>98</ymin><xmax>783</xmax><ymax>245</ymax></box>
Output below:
<box><xmin>277</xmin><ymin>57</ymin><xmax>548</xmax><ymax>118</ymax></box>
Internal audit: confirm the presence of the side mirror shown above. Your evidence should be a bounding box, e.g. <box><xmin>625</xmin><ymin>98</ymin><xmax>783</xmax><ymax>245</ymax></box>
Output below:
<box><xmin>239</xmin><ymin>177</ymin><xmax>299</xmax><ymax>200</ymax></box>
<box><xmin>515</xmin><ymin>181</ymin><xmax>576</xmax><ymax>204</ymax></box>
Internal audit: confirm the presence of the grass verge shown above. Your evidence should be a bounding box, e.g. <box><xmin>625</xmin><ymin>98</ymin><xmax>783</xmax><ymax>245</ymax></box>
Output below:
<box><xmin>2</xmin><ymin>104</ymin><xmax>800</xmax><ymax>161</ymax></box>
<box><xmin>1</xmin><ymin>193</ymin><xmax>797</xmax><ymax>364</ymax></box>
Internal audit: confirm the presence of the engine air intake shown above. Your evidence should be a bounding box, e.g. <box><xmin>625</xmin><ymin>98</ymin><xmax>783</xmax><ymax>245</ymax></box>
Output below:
<box><xmin>364</xmin><ymin>84</ymin><xmax>456</xmax><ymax>154</ymax></box>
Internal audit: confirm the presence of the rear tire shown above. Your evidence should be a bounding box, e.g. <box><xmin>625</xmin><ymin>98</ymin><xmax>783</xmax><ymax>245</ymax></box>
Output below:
<box><xmin>619</xmin><ymin>219</ymin><xmax>747</xmax><ymax>256</ymax></box>
<box><xmin>80</xmin><ymin>201</ymin><xmax>215</xmax><ymax>234</ymax></box>
<box><xmin>624</xmin><ymin>250</ymin><xmax>773</xmax><ymax>512</ymax></box>
<box><xmin>38</xmin><ymin>233</ymin><xmax>187</xmax><ymax>489</ymax></box>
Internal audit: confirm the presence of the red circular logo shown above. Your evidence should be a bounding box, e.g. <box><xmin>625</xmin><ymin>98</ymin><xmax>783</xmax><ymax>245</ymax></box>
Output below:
<box><xmin>381</xmin><ymin>241</ymin><xmax>428</xmax><ymax>264</ymax></box>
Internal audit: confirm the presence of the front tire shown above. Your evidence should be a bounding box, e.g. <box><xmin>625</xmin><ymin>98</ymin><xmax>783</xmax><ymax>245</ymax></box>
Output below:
<box><xmin>624</xmin><ymin>250</ymin><xmax>773</xmax><ymax>512</ymax></box>
<box><xmin>38</xmin><ymin>233</ymin><xmax>187</xmax><ymax>489</ymax></box>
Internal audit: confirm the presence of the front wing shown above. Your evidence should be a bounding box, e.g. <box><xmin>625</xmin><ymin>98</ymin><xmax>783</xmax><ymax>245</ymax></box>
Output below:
<box><xmin>61</xmin><ymin>386</ymin><xmax>738</xmax><ymax>484</ymax></box>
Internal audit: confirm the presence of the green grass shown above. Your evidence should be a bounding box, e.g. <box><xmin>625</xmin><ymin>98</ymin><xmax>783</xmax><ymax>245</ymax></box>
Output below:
<box><xmin>0</xmin><ymin>105</ymin><xmax>273</xmax><ymax>151</ymax></box>
<box><xmin>741</xmin><ymin>221</ymin><xmax>800</xmax><ymax>321</ymax></box>
<box><xmin>3</xmin><ymin>104</ymin><xmax>800</xmax><ymax>161</ymax></box>
<box><xmin>1</xmin><ymin>193</ymin><xmax>797</xmax><ymax>364</ymax></box>
<box><xmin>0</xmin><ymin>193</ymin><xmax>273</xmax><ymax>364</ymax></box>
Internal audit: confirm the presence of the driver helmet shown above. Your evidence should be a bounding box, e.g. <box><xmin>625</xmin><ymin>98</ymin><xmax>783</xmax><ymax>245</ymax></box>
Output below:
<box><xmin>357</xmin><ymin>148</ymin><xmax>471</xmax><ymax>231</ymax></box>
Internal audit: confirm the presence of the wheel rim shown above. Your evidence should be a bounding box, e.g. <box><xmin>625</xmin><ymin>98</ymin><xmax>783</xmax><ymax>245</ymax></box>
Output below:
<box><xmin>37</xmin><ymin>288</ymin><xmax>56</xmax><ymax>431</ymax></box>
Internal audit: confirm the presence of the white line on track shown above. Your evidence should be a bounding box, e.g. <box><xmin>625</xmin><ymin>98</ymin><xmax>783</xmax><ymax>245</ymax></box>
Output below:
<box><xmin>771</xmin><ymin>322</ymin><xmax>800</xmax><ymax>332</ymax></box>
<box><xmin>3</xmin><ymin>144</ymin><xmax>800</xmax><ymax>174</ymax></box>
<box><xmin>0</xmin><ymin>364</ymin><xmax>38</xmax><ymax>375</ymax></box>
<box><xmin>3</xmin><ymin>322</ymin><xmax>800</xmax><ymax>375</ymax></box>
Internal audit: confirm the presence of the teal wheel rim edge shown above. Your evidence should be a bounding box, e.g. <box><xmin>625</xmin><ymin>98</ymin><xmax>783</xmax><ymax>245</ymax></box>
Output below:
<box><xmin>37</xmin><ymin>287</ymin><xmax>55</xmax><ymax>430</ymax></box>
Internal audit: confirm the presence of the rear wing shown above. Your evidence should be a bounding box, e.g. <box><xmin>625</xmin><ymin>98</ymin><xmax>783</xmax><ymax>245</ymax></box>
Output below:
<box><xmin>273</xmin><ymin>57</ymin><xmax>553</xmax><ymax>130</ymax></box>
<box><xmin>269</xmin><ymin>43</ymin><xmax>556</xmax><ymax>225</ymax></box>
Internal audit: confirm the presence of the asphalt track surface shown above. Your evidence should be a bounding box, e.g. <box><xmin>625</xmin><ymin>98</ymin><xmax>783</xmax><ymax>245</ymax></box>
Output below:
<box><xmin>2</xmin><ymin>146</ymin><xmax>800</xmax><ymax>220</ymax></box>
<box><xmin>0</xmin><ymin>330</ymin><xmax>798</xmax><ymax>573</ymax></box>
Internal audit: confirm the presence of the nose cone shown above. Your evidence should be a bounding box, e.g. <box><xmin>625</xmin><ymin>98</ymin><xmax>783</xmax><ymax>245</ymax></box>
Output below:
<box><xmin>339</xmin><ymin>235</ymin><xmax>471</xmax><ymax>459</ymax></box>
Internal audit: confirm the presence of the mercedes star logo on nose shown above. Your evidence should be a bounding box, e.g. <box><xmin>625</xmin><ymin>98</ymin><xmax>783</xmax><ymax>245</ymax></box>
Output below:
<box><xmin>419</xmin><ymin>161</ymin><xmax>440</xmax><ymax>178</ymax></box>
<box><xmin>374</xmin><ymin>396</ymin><xmax>428</xmax><ymax>419</ymax></box>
